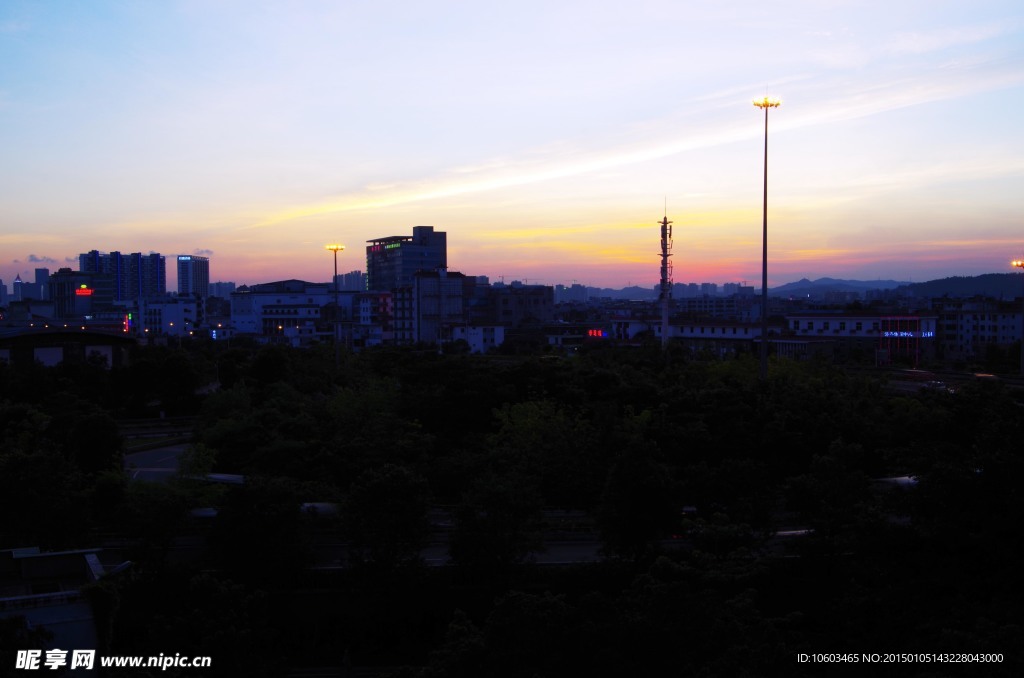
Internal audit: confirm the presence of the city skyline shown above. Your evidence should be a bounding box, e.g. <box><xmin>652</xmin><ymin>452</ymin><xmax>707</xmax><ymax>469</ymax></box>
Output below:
<box><xmin>2</xmin><ymin>1</ymin><xmax>1023</xmax><ymax>290</ymax></box>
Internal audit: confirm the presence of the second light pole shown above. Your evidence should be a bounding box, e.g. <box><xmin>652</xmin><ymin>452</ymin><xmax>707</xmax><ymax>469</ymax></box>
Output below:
<box><xmin>754</xmin><ymin>95</ymin><xmax>781</xmax><ymax>383</ymax></box>
<box><xmin>326</xmin><ymin>244</ymin><xmax>345</xmax><ymax>368</ymax></box>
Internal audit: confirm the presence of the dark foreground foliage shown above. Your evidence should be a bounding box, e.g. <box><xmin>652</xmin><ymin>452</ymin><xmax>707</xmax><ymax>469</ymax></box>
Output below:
<box><xmin>1</xmin><ymin>342</ymin><xmax>1021</xmax><ymax>676</ymax></box>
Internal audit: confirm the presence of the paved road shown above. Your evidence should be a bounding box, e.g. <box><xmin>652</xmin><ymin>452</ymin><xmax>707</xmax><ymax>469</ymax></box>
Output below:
<box><xmin>123</xmin><ymin>443</ymin><xmax>187</xmax><ymax>482</ymax></box>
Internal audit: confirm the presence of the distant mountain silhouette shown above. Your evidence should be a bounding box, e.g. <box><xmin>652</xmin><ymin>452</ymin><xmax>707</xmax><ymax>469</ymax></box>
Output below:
<box><xmin>772</xmin><ymin>277</ymin><xmax>907</xmax><ymax>298</ymax></box>
<box><xmin>578</xmin><ymin>273</ymin><xmax>1023</xmax><ymax>301</ymax></box>
<box><xmin>900</xmin><ymin>273</ymin><xmax>1024</xmax><ymax>299</ymax></box>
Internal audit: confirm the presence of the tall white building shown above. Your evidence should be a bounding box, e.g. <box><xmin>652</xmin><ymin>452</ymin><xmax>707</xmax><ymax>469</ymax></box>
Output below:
<box><xmin>177</xmin><ymin>255</ymin><xmax>210</xmax><ymax>297</ymax></box>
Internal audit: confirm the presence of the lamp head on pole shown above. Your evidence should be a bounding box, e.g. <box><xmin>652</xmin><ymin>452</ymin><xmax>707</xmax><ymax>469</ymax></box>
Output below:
<box><xmin>325</xmin><ymin>244</ymin><xmax>345</xmax><ymax>253</ymax></box>
<box><xmin>753</xmin><ymin>96</ymin><xmax>782</xmax><ymax>109</ymax></box>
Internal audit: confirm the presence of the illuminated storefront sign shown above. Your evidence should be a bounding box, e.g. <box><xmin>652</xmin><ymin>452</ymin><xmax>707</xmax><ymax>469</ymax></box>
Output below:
<box><xmin>883</xmin><ymin>331</ymin><xmax>934</xmax><ymax>338</ymax></box>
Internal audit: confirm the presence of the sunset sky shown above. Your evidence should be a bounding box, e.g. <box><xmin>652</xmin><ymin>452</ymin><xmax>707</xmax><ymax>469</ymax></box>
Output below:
<box><xmin>2</xmin><ymin>0</ymin><xmax>1023</xmax><ymax>291</ymax></box>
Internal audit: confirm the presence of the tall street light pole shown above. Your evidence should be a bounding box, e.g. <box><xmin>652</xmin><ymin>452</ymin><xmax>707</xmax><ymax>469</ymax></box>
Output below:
<box><xmin>754</xmin><ymin>96</ymin><xmax>781</xmax><ymax>383</ymax></box>
<box><xmin>326</xmin><ymin>244</ymin><xmax>345</xmax><ymax>368</ymax></box>
<box><xmin>1014</xmin><ymin>258</ymin><xmax>1024</xmax><ymax>375</ymax></box>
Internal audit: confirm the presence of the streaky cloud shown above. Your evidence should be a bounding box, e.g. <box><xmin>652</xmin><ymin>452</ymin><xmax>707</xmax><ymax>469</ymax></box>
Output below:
<box><xmin>252</xmin><ymin>53</ymin><xmax>1024</xmax><ymax>229</ymax></box>
<box><xmin>885</xmin><ymin>23</ymin><xmax>1015</xmax><ymax>55</ymax></box>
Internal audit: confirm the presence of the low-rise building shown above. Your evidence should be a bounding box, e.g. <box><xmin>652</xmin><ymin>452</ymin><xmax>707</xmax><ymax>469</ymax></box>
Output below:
<box><xmin>931</xmin><ymin>297</ymin><xmax>1023</xmax><ymax>362</ymax></box>
<box><xmin>451</xmin><ymin>325</ymin><xmax>505</xmax><ymax>353</ymax></box>
<box><xmin>139</xmin><ymin>296</ymin><xmax>198</xmax><ymax>338</ymax></box>
<box><xmin>393</xmin><ymin>270</ymin><xmax>471</xmax><ymax>345</ymax></box>
<box><xmin>230</xmin><ymin>280</ymin><xmax>333</xmax><ymax>344</ymax></box>
<box><xmin>784</xmin><ymin>311</ymin><xmax>938</xmax><ymax>364</ymax></box>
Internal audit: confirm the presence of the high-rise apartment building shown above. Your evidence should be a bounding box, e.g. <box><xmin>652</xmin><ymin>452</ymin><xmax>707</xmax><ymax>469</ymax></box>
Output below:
<box><xmin>335</xmin><ymin>270</ymin><xmax>367</xmax><ymax>292</ymax></box>
<box><xmin>208</xmin><ymin>281</ymin><xmax>237</xmax><ymax>298</ymax></box>
<box><xmin>33</xmin><ymin>268</ymin><xmax>50</xmax><ymax>301</ymax></box>
<box><xmin>79</xmin><ymin>251</ymin><xmax>166</xmax><ymax>300</ymax></box>
<box><xmin>366</xmin><ymin>225</ymin><xmax>447</xmax><ymax>291</ymax></box>
<box><xmin>177</xmin><ymin>255</ymin><xmax>210</xmax><ymax>297</ymax></box>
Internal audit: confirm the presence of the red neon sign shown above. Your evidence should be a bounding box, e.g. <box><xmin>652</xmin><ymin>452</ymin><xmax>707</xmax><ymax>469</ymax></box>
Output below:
<box><xmin>75</xmin><ymin>288</ymin><xmax>93</xmax><ymax>296</ymax></box>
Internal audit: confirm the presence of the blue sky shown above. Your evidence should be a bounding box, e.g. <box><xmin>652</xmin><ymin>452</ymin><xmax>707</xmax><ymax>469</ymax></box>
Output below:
<box><xmin>2</xmin><ymin>0</ymin><xmax>1023</xmax><ymax>289</ymax></box>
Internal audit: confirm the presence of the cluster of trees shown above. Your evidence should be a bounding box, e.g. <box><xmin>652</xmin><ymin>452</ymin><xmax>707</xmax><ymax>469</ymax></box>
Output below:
<box><xmin>0</xmin><ymin>343</ymin><xmax>225</xmax><ymax>551</ymax></box>
<box><xmin>1</xmin><ymin>341</ymin><xmax>1022</xmax><ymax>675</ymax></box>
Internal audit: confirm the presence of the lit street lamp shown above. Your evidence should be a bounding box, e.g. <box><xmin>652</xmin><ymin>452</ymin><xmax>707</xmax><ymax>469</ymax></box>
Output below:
<box><xmin>754</xmin><ymin>95</ymin><xmax>781</xmax><ymax>383</ymax></box>
<box><xmin>325</xmin><ymin>244</ymin><xmax>345</xmax><ymax>367</ymax></box>
<box><xmin>1014</xmin><ymin>258</ymin><xmax>1024</xmax><ymax>375</ymax></box>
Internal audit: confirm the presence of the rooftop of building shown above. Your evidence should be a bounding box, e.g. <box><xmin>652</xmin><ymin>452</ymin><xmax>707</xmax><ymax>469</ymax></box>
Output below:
<box><xmin>366</xmin><ymin>235</ymin><xmax>413</xmax><ymax>245</ymax></box>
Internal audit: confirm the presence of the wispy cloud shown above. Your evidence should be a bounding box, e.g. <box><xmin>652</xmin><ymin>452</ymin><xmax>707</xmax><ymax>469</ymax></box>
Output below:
<box><xmin>0</xmin><ymin>20</ymin><xmax>29</xmax><ymax>34</ymax></box>
<box><xmin>920</xmin><ymin>237</ymin><xmax>1024</xmax><ymax>249</ymax></box>
<box><xmin>783</xmin><ymin>154</ymin><xmax>1024</xmax><ymax>207</ymax></box>
<box><xmin>252</xmin><ymin>54</ymin><xmax>1024</xmax><ymax>229</ymax></box>
<box><xmin>885</xmin><ymin>23</ymin><xmax>1012</xmax><ymax>55</ymax></box>
<box><xmin>777</xmin><ymin>60</ymin><xmax>1024</xmax><ymax>133</ymax></box>
<box><xmin>0</xmin><ymin>233</ymin><xmax>64</xmax><ymax>245</ymax></box>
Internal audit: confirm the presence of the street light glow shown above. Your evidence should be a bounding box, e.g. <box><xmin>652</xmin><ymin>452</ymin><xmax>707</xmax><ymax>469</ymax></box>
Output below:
<box><xmin>753</xmin><ymin>96</ymin><xmax>782</xmax><ymax>109</ymax></box>
<box><xmin>325</xmin><ymin>244</ymin><xmax>345</xmax><ymax>253</ymax></box>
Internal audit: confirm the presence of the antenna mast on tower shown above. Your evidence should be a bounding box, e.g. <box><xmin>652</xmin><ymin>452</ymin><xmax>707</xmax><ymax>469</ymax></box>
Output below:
<box><xmin>659</xmin><ymin>210</ymin><xmax>673</xmax><ymax>349</ymax></box>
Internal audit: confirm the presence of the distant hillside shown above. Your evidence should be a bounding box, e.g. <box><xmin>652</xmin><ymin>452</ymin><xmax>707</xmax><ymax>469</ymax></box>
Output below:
<box><xmin>578</xmin><ymin>273</ymin><xmax>1024</xmax><ymax>301</ymax></box>
<box><xmin>772</xmin><ymin>277</ymin><xmax>908</xmax><ymax>298</ymax></box>
<box><xmin>900</xmin><ymin>273</ymin><xmax>1024</xmax><ymax>299</ymax></box>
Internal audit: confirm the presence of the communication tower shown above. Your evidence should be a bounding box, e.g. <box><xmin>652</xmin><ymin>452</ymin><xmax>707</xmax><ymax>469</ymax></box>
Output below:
<box><xmin>659</xmin><ymin>213</ymin><xmax>673</xmax><ymax>348</ymax></box>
